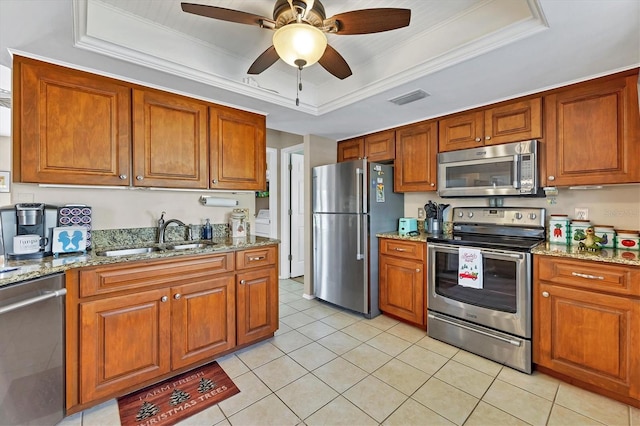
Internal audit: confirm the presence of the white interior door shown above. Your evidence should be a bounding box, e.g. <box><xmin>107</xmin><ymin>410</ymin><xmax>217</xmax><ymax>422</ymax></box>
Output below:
<box><xmin>290</xmin><ymin>153</ymin><xmax>305</xmax><ymax>277</ymax></box>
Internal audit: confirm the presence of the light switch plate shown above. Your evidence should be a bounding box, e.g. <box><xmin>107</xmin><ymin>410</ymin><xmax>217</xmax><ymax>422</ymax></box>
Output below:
<box><xmin>574</xmin><ymin>207</ymin><xmax>589</xmax><ymax>220</ymax></box>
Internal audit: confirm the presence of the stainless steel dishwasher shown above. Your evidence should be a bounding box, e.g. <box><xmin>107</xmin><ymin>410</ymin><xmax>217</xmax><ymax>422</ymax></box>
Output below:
<box><xmin>0</xmin><ymin>272</ymin><xmax>66</xmax><ymax>425</ymax></box>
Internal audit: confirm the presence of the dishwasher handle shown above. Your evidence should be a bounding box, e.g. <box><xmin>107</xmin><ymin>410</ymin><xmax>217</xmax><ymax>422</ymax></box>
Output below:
<box><xmin>0</xmin><ymin>288</ymin><xmax>67</xmax><ymax>316</ymax></box>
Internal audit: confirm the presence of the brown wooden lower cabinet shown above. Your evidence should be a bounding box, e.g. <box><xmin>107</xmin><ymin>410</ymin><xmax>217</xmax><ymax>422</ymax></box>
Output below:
<box><xmin>66</xmin><ymin>246</ymin><xmax>278</xmax><ymax>414</ymax></box>
<box><xmin>533</xmin><ymin>256</ymin><xmax>640</xmax><ymax>407</ymax></box>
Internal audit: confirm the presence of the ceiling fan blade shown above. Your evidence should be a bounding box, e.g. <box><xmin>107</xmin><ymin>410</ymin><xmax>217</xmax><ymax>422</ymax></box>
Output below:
<box><xmin>247</xmin><ymin>46</ymin><xmax>280</xmax><ymax>75</ymax></box>
<box><xmin>326</xmin><ymin>8</ymin><xmax>411</xmax><ymax>35</ymax></box>
<box><xmin>181</xmin><ymin>3</ymin><xmax>275</xmax><ymax>27</ymax></box>
<box><xmin>318</xmin><ymin>45</ymin><xmax>352</xmax><ymax>80</ymax></box>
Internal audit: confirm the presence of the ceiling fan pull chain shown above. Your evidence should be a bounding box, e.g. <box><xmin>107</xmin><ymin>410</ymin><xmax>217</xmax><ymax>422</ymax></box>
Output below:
<box><xmin>296</xmin><ymin>67</ymin><xmax>301</xmax><ymax>106</ymax></box>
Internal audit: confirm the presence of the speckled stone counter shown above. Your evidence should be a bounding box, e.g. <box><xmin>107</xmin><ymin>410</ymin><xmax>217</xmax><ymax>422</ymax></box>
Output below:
<box><xmin>376</xmin><ymin>231</ymin><xmax>453</xmax><ymax>242</ymax></box>
<box><xmin>532</xmin><ymin>243</ymin><xmax>640</xmax><ymax>267</ymax></box>
<box><xmin>0</xmin><ymin>234</ymin><xmax>280</xmax><ymax>288</ymax></box>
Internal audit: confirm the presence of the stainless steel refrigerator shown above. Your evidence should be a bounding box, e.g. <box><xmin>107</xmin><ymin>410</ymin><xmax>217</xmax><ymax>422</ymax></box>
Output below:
<box><xmin>312</xmin><ymin>159</ymin><xmax>404</xmax><ymax>318</ymax></box>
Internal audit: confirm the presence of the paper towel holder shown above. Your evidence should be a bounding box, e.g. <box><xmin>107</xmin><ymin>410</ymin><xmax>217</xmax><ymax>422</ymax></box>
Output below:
<box><xmin>199</xmin><ymin>196</ymin><xmax>239</xmax><ymax>207</ymax></box>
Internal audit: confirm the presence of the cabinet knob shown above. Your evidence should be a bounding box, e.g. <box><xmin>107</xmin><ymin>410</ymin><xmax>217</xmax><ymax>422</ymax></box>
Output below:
<box><xmin>548</xmin><ymin>176</ymin><xmax>555</xmax><ymax>181</ymax></box>
<box><xmin>161</xmin><ymin>296</ymin><xmax>168</xmax><ymax>302</ymax></box>
<box><xmin>119</xmin><ymin>174</ymin><xmax>127</xmax><ymax>180</ymax></box>
<box><xmin>485</xmin><ymin>136</ymin><xmax>491</xmax><ymax>140</ymax></box>
<box><xmin>212</xmin><ymin>179</ymin><xmax>218</xmax><ymax>184</ymax></box>
<box><xmin>240</xmin><ymin>279</ymin><xmax>246</xmax><ymax>285</ymax></box>
<box><xmin>136</xmin><ymin>175</ymin><xmax>144</xmax><ymax>181</ymax></box>
<box><xmin>174</xmin><ymin>293</ymin><xmax>181</xmax><ymax>300</ymax></box>
<box><xmin>430</xmin><ymin>183</ymin><xmax>435</xmax><ymax>187</ymax></box>
<box><xmin>416</xmin><ymin>268</ymin><xmax>421</xmax><ymax>272</ymax></box>
<box><xmin>542</xmin><ymin>291</ymin><xmax>549</xmax><ymax>298</ymax></box>
<box><xmin>475</xmin><ymin>137</ymin><xmax>481</xmax><ymax>142</ymax></box>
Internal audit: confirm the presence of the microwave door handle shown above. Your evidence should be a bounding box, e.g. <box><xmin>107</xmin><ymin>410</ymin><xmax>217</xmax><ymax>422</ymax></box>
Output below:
<box><xmin>513</xmin><ymin>155</ymin><xmax>520</xmax><ymax>189</ymax></box>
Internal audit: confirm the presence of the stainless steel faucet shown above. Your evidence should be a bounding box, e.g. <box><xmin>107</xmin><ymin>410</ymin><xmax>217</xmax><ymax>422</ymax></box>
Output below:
<box><xmin>157</xmin><ymin>218</ymin><xmax>191</xmax><ymax>244</ymax></box>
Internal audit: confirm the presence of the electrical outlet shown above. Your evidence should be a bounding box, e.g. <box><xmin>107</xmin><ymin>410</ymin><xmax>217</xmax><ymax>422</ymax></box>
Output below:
<box><xmin>418</xmin><ymin>207</ymin><xmax>425</xmax><ymax>218</ymax></box>
<box><xmin>574</xmin><ymin>207</ymin><xmax>589</xmax><ymax>220</ymax></box>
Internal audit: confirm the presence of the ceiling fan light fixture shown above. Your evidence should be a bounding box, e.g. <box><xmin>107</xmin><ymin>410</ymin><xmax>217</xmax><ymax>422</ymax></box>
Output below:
<box><xmin>273</xmin><ymin>23</ymin><xmax>327</xmax><ymax>68</ymax></box>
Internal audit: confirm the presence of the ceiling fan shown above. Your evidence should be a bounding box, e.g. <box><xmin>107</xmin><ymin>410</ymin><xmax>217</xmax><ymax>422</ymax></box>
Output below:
<box><xmin>181</xmin><ymin>0</ymin><xmax>411</xmax><ymax>80</ymax></box>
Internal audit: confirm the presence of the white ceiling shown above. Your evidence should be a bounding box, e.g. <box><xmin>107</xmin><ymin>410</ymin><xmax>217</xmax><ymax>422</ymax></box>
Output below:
<box><xmin>0</xmin><ymin>0</ymin><xmax>639</xmax><ymax>141</ymax></box>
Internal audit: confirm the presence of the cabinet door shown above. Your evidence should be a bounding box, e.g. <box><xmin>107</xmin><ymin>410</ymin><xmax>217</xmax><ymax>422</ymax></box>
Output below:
<box><xmin>535</xmin><ymin>282</ymin><xmax>640</xmax><ymax>400</ymax></box>
<box><xmin>210</xmin><ymin>105</ymin><xmax>266</xmax><ymax>190</ymax></box>
<box><xmin>438</xmin><ymin>111</ymin><xmax>484</xmax><ymax>152</ymax></box>
<box><xmin>236</xmin><ymin>267</ymin><xmax>278</xmax><ymax>345</ymax></box>
<box><xmin>395</xmin><ymin>121</ymin><xmax>438</xmax><ymax>192</ymax></box>
<box><xmin>171</xmin><ymin>274</ymin><xmax>236</xmax><ymax>369</ymax></box>
<box><xmin>337</xmin><ymin>138</ymin><xmax>364</xmax><ymax>162</ymax></box>
<box><xmin>379</xmin><ymin>255</ymin><xmax>425</xmax><ymax>326</ymax></box>
<box><xmin>365</xmin><ymin>131</ymin><xmax>395</xmax><ymax>163</ymax></box>
<box><xmin>79</xmin><ymin>289</ymin><xmax>171</xmax><ymax>403</ymax></box>
<box><xmin>484</xmin><ymin>97</ymin><xmax>542</xmax><ymax>146</ymax></box>
<box><xmin>544</xmin><ymin>73</ymin><xmax>640</xmax><ymax>186</ymax></box>
<box><xmin>132</xmin><ymin>89</ymin><xmax>209</xmax><ymax>188</ymax></box>
<box><xmin>13</xmin><ymin>56</ymin><xmax>131</xmax><ymax>185</ymax></box>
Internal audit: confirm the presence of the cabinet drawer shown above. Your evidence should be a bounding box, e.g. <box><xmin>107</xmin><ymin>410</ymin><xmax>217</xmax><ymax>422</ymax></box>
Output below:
<box><xmin>537</xmin><ymin>256</ymin><xmax>640</xmax><ymax>297</ymax></box>
<box><xmin>380</xmin><ymin>239</ymin><xmax>425</xmax><ymax>261</ymax></box>
<box><xmin>236</xmin><ymin>246</ymin><xmax>277</xmax><ymax>270</ymax></box>
<box><xmin>79</xmin><ymin>253</ymin><xmax>234</xmax><ymax>297</ymax></box>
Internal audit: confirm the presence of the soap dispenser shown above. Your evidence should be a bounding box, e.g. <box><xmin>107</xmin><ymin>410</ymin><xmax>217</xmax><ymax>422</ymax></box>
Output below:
<box><xmin>202</xmin><ymin>218</ymin><xmax>212</xmax><ymax>240</ymax></box>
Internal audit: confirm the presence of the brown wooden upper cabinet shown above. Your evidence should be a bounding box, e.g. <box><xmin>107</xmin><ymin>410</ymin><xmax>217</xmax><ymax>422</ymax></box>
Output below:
<box><xmin>438</xmin><ymin>97</ymin><xmax>542</xmax><ymax>152</ymax></box>
<box><xmin>13</xmin><ymin>56</ymin><xmax>132</xmax><ymax>186</ymax></box>
<box><xmin>395</xmin><ymin>120</ymin><xmax>438</xmax><ymax>192</ymax></box>
<box><xmin>543</xmin><ymin>71</ymin><xmax>640</xmax><ymax>186</ymax></box>
<box><xmin>132</xmin><ymin>89</ymin><xmax>209</xmax><ymax>188</ymax></box>
<box><xmin>337</xmin><ymin>130</ymin><xmax>395</xmax><ymax>163</ymax></box>
<box><xmin>209</xmin><ymin>105</ymin><xmax>266</xmax><ymax>190</ymax></box>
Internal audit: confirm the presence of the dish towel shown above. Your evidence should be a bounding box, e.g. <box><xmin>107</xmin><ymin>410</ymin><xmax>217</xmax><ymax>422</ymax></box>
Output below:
<box><xmin>458</xmin><ymin>247</ymin><xmax>483</xmax><ymax>289</ymax></box>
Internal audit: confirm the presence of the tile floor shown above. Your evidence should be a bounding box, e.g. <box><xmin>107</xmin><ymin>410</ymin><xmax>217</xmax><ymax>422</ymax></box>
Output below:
<box><xmin>60</xmin><ymin>278</ymin><xmax>639</xmax><ymax>426</ymax></box>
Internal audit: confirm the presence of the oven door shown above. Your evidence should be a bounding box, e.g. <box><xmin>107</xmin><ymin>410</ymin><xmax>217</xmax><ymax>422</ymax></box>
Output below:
<box><xmin>427</xmin><ymin>242</ymin><xmax>531</xmax><ymax>338</ymax></box>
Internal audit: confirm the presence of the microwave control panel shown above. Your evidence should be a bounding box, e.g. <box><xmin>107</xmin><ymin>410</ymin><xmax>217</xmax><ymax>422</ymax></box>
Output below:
<box><xmin>519</xmin><ymin>154</ymin><xmax>535</xmax><ymax>193</ymax></box>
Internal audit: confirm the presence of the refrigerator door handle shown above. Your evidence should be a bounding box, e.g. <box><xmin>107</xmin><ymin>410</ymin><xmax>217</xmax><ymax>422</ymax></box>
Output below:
<box><xmin>355</xmin><ymin>166</ymin><xmax>364</xmax><ymax>260</ymax></box>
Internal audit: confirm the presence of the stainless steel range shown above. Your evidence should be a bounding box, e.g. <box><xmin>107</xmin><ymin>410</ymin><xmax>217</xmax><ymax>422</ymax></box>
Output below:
<box><xmin>426</xmin><ymin>207</ymin><xmax>546</xmax><ymax>373</ymax></box>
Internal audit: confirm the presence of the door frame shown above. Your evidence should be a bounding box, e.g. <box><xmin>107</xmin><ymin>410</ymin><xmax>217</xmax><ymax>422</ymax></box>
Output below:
<box><xmin>266</xmin><ymin>147</ymin><xmax>278</xmax><ymax>239</ymax></box>
<box><xmin>279</xmin><ymin>143</ymin><xmax>304</xmax><ymax>279</ymax></box>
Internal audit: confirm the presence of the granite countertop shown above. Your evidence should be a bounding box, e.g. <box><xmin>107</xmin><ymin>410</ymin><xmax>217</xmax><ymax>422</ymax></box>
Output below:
<box><xmin>532</xmin><ymin>242</ymin><xmax>640</xmax><ymax>267</ymax></box>
<box><xmin>377</xmin><ymin>231</ymin><xmax>448</xmax><ymax>242</ymax></box>
<box><xmin>0</xmin><ymin>235</ymin><xmax>280</xmax><ymax>288</ymax></box>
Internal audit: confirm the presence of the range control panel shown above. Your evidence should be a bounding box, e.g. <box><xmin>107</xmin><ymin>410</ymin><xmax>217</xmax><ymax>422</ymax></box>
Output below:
<box><xmin>453</xmin><ymin>207</ymin><xmax>546</xmax><ymax>228</ymax></box>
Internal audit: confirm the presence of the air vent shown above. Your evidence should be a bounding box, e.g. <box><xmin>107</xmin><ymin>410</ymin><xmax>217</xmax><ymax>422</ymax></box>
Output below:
<box><xmin>388</xmin><ymin>89</ymin><xmax>429</xmax><ymax>106</ymax></box>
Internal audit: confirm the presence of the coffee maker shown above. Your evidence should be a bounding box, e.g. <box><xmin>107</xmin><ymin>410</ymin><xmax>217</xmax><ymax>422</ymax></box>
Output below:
<box><xmin>0</xmin><ymin>203</ymin><xmax>58</xmax><ymax>259</ymax></box>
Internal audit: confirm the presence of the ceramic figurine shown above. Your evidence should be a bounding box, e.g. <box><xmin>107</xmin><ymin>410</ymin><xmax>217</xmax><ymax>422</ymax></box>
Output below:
<box><xmin>575</xmin><ymin>226</ymin><xmax>607</xmax><ymax>251</ymax></box>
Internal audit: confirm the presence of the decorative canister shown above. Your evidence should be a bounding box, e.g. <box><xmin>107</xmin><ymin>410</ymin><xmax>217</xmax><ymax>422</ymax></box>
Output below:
<box><xmin>570</xmin><ymin>220</ymin><xmax>591</xmax><ymax>246</ymax></box>
<box><xmin>593</xmin><ymin>225</ymin><xmax>615</xmax><ymax>248</ymax></box>
<box><xmin>548</xmin><ymin>215</ymin><xmax>570</xmax><ymax>244</ymax></box>
<box><xmin>615</xmin><ymin>230</ymin><xmax>639</xmax><ymax>251</ymax></box>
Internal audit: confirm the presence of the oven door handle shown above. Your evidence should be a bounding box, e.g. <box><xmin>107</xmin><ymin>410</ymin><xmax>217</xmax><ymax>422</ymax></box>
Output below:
<box><xmin>428</xmin><ymin>243</ymin><xmax>524</xmax><ymax>259</ymax></box>
<box><xmin>427</xmin><ymin>313</ymin><xmax>523</xmax><ymax>347</ymax></box>
<box><xmin>0</xmin><ymin>288</ymin><xmax>67</xmax><ymax>316</ymax></box>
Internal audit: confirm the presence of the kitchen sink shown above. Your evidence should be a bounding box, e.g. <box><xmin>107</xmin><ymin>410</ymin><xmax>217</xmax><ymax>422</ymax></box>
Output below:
<box><xmin>166</xmin><ymin>242</ymin><xmax>216</xmax><ymax>250</ymax></box>
<box><xmin>95</xmin><ymin>247</ymin><xmax>161</xmax><ymax>257</ymax></box>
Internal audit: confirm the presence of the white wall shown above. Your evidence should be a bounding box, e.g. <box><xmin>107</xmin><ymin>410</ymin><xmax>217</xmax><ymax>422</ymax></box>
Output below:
<box><xmin>0</xmin><ymin>136</ymin><xmax>10</xmax><ymax>206</ymax></box>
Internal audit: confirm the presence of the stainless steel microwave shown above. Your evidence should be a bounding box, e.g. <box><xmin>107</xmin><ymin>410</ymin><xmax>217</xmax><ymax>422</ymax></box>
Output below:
<box><xmin>437</xmin><ymin>140</ymin><xmax>540</xmax><ymax>197</ymax></box>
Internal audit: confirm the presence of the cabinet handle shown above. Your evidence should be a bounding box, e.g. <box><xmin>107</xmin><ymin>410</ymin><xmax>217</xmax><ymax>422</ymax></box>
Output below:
<box><xmin>485</xmin><ymin>136</ymin><xmax>491</xmax><ymax>140</ymax></box>
<box><xmin>548</xmin><ymin>176</ymin><xmax>555</xmax><ymax>181</ymax></box>
<box><xmin>119</xmin><ymin>174</ymin><xmax>127</xmax><ymax>180</ymax></box>
<box><xmin>240</xmin><ymin>279</ymin><xmax>246</xmax><ymax>285</ymax></box>
<box><xmin>542</xmin><ymin>291</ymin><xmax>549</xmax><ymax>298</ymax></box>
<box><xmin>394</xmin><ymin>248</ymin><xmax>406</xmax><ymax>252</ymax></box>
<box><xmin>571</xmin><ymin>272</ymin><xmax>604</xmax><ymax>280</ymax></box>
<box><xmin>249</xmin><ymin>256</ymin><xmax>265</xmax><ymax>261</ymax></box>
<box><xmin>136</xmin><ymin>175</ymin><xmax>143</xmax><ymax>181</ymax></box>
<box><xmin>161</xmin><ymin>296</ymin><xmax>168</xmax><ymax>302</ymax></box>
<box><xmin>475</xmin><ymin>137</ymin><xmax>481</xmax><ymax>142</ymax></box>
<box><xmin>212</xmin><ymin>179</ymin><xmax>218</xmax><ymax>184</ymax></box>
<box><xmin>174</xmin><ymin>293</ymin><xmax>181</xmax><ymax>300</ymax></box>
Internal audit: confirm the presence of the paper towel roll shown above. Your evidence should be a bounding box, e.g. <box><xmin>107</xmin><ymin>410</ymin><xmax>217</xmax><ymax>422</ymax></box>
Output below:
<box><xmin>200</xmin><ymin>196</ymin><xmax>239</xmax><ymax>207</ymax></box>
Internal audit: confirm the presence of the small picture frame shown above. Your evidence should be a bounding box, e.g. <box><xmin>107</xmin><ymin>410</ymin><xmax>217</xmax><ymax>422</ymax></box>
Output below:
<box><xmin>0</xmin><ymin>171</ymin><xmax>9</xmax><ymax>193</ymax></box>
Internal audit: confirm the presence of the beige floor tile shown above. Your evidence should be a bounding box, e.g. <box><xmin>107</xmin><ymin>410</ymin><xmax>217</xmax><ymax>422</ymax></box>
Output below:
<box><xmin>279</xmin><ymin>304</ymin><xmax>299</xmax><ymax>318</ymax></box>
<box><xmin>215</xmin><ymin>353</ymin><xmax>250</xmax><ymax>379</ymax></box>
<box><xmin>497</xmin><ymin>367</ymin><xmax>559</xmax><ymax>401</ymax></box>
<box><xmin>214</xmin><ymin>419</ymin><xmax>231</xmax><ymax>426</ymax></box>
<box><xmin>271</xmin><ymin>329</ymin><xmax>313</xmax><ymax>353</ymax></box>
<box><xmin>554</xmin><ymin>383</ymin><xmax>630</xmax><ymax>425</ymax></box>
<box><xmin>316</xmin><ymin>330</ymin><xmax>361</xmax><ymax>355</ymax></box>
<box><xmin>280</xmin><ymin>292</ymin><xmax>301</xmax><ymax>304</ymax></box>
<box><xmin>383</xmin><ymin>398</ymin><xmax>455</xmax><ymax>426</ymax></box>
<box><xmin>342</xmin><ymin>343</ymin><xmax>392</xmax><ymax>373</ymax></box>
<box><xmin>632</xmin><ymin>406</ymin><xmax>640</xmax><ymax>426</ymax></box>
<box><xmin>412</xmin><ymin>377</ymin><xmax>479</xmax><ymax>425</ymax></box>
<box><xmin>451</xmin><ymin>350</ymin><xmax>503</xmax><ymax>376</ymax></box>
<box><xmin>434</xmin><ymin>360</ymin><xmax>494</xmax><ymax>398</ymax></box>
<box><xmin>176</xmin><ymin>405</ymin><xmax>226</xmax><ymax>426</ymax></box>
<box><xmin>276</xmin><ymin>321</ymin><xmax>293</xmax><ymax>336</ymax></box>
<box><xmin>547</xmin><ymin>404</ymin><xmax>605</xmax><ymax>426</ymax></box>
<box><xmin>57</xmin><ymin>411</ymin><xmax>82</xmax><ymax>426</ymax></box>
<box><xmin>280</xmin><ymin>311</ymin><xmax>317</xmax><ymax>329</ymax></box>
<box><xmin>373</xmin><ymin>358</ymin><xmax>430</xmax><ymax>396</ymax></box>
<box><xmin>79</xmin><ymin>399</ymin><xmax>120</xmax><ymax>426</ymax></box>
<box><xmin>235</xmin><ymin>341</ymin><xmax>284</xmax><ymax>369</ymax></box>
<box><xmin>320</xmin><ymin>312</ymin><xmax>361</xmax><ymax>329</ymax></box>
<box><xmin>464</xmin><ymin>401</ymin><xmax>529</xmax><ymax>426</ymax></box>
<box><xmin>366</xmin><ymin>331</ymin><xmax>412</xmax><ymax>357</ymax></box>
<box><xmin>217</xmin><ymin>371</ymin><xmax>272</xmax><ymax>417</ymax></box>
<box><xmin>279</xmin><ymin>281</ymin><xmax>302</xmax><ymax>292</ymax></box>
<box><xmin>343</xmin><ymin>375</ymin><xmax>408</xmax><ymax>423</ymax></box>
<box><xmin>253</xmin><ymin>355</ymin><xmax>308</xmax><ymax>391</ymax></box>
<box><xmin>303</xmin><ymin>305</ymin><xmax>340</xmax><ymax>320</ymax></box>
<box><xmin>396</xmin><ymin>345</ymin><xmax>449</xmax><ymax>375</ymax></box>
<box><xmin>313</xmin><ymin>357</ymin><xmax>368</xmax><ymax>393</ymax></box>
<box><xmin>289</xmin><ymin>342</ymin><xmax>337</xmax><ymax>371</ymax></box>
<box><xmin>341</xmin><ymin>321</ymin><xmax>384</xmax><ymax>342</ymax></box>
<box><xmin>227</xmin><ymin>393</ymin><xmax>300</xmax><ymax>426</ymax></box>
<box><xmin>297</xmin><ymin>321</ymin><xmax>337</xmax><ymax>340</ymax></box>
<box><xmin>288</xmin><ymin>298</ymin><xmax>322</xmax><ymax>311</ymax></box>
<box><xmin>365</xmin><ymin>314</ymin><xmax>400</xmax><ymax>331</ymax></box>
<box><xmin>385</xmin><ymin>322</ymin><xmax>428</xmax><ymax>343</ymax></box>
<box><xmin>305</xmin><ymin>395</ymin><xmax>378</xmax><ymax>426</ymax></box>
<box><xmin>415</xmin><ymin>335</ymin><xmax>459</xmax><ymax>358</ymax></box>
<box><xmin>483</xmin><ymin>379</ymin><xmax>553</xmax><ymax>426</ymax></box>
<box><xmin>276</xmin><ymin>373</ymin><xmax>339</xmax><ymax>419</ymax></box>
